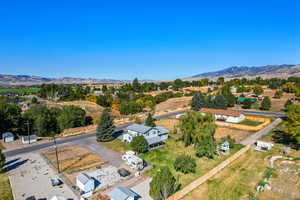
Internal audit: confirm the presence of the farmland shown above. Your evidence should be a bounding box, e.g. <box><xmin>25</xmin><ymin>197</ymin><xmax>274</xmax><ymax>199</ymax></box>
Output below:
<box><xmin>0</xmin><ymin>88</ymin><xmax>40</xmax><ymax>94</ymax></box>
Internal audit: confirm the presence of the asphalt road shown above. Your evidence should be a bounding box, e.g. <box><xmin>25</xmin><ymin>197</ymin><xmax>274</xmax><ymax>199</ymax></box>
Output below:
<box><xmin>4</xmin><ymin>109</ymin><xmax>285</xmax><ymax>157</ymax></box>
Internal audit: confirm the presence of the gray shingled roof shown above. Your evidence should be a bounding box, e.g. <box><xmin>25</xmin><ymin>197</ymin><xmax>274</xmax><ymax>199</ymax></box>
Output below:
<box><xmin>126</xmin><ymin>124</ymin><xmax>152</xmax><ymax>134</ymax></box>
<box><xmin>156</xmin><ymin>126</ymin><xmax>169</xmax><ymax>135</ymax></box>
<box><xmin>76</xmin><ymin>173</ymin><xmax>91</xmax><ymax>185</ymax></box>
<box><xmin>108</xmin><ymin>186</ymin><xmax>140</xmax><ymax>200</ymax></box>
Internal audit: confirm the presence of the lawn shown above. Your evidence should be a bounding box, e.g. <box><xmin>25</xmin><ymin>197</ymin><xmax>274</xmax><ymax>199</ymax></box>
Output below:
<box><xmin>0</xmin><ymin>172</ymin><xmax>13</xmax><ymax>200</ymax></box>
<box><xmin>239</xmin><ymin>119</ymin><xmax>262</xmax><ymax>126</ymax></box>
<box><xmin>100</xmin><ymin>139</ymin><xmax>131</xmax><ymax>154</ymax></box>
<box><xmin>139</xmin><ymin>138</ymin><xmax>243</xmax><ymax>187</ymax></box>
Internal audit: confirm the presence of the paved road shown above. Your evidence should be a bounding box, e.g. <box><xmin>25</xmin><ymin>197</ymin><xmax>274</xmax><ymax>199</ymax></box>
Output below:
<box><xmin>240</xmin><ymin>118</ymin><xmax>283</xmax><ymax>145</ymax></box>
<box><xmin>4</xmin><ymin>109</ymin><xmax>285</xmax><ymax>157</ymax></box>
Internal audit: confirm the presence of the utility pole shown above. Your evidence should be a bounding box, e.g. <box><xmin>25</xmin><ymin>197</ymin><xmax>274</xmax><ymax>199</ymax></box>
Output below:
<box><xmin>53</xmin><ymin>136</ymin><xmax>60</xmax><ymax>173</ymax></box>
<box><xmin>25</xmin><ymin>120</ymin><xmax>30</xmax><ymax>144</ymax></box>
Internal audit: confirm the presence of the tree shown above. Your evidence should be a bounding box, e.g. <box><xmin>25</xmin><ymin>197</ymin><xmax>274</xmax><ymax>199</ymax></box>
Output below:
<box><xmin>96</xmin><ymin>94</ymin><xmax>113</xmax><ymax>107</ymax></box>
<box><xmin>284</xmin><ymin>105</ymin><xmax>300</xmax><ymax>144</ymax></box>
<box><xmin>119</xmin><ymin>101</ymin><xmax>143</xmax><ymax>115</ymax></box>
<box><xmin>195</xmin><ymin>135</ymin><xmax>216</xmax><ymax>158</ymax></box>
<box><xmin>130</xmin><ymin>135</ymin><xmax>148</xmax><ymax>153</ymax></box>
<box><xmin>174</xmin><ymin>154</ymin><xmax>196</xmax><ymax>174</ymax></box>
<box><xmin>253</xmin><ymin>85</ymin><xmax>264</xmax><ymax>96</ymax></box>
<box><xmin>96</xmin><ymin>111</ymin><xmax>115</xmax><ymax>142</ymax></box>
<box><xmin>212</xmin><ymin>95</ymin><xmax>228</xmax><ymax>109</ymax></box>
<box><xmin>31</xmin><ymin>97</ymin><xmax>38</xmax><ymax>104</ymax></box>
<box><xmin>0</xmin><ymin>103</ymin><xmax>22</xmax><ymax>134</ymax></box>
<box><xmin>217</xmin><ymin>77</ymin><xmax>225</xmax><ymax>85</ymax></box>
<box><xmin>56</xmin><ymin>106</ymin><xmax>87</xmax><ymax>131</ymax></box>
<box><xmin>145</xmin><ymin>113</ymin><xmax>156</xmax><ymax>127</ymax></box>
<box><xmin>260</xmin><ymin>97</ymin><xmax>271</xmax><ymax>110</ymax></box>
<box><xmin>221</xmin><ymin>85</ymin><xmax>236</xmax><ymax>107</ymax></box>
<box><xmin>191</xmin><ymin>92</ymin><xmax>205</xmax><ymax>111</ymax></box>
<box><xmin>0</xmin><ymin>149</ymin><xmax>5</xmax><ymax>172</ymax></box>
<box><xmin>242</xmin><ymin>98</ymin><xmax>252</xmax><ymax>109</ymax></box>
<box><xmin>273</xmin><ymin>90</ymin><xmax>283</xmax><ymax>99</ymax></box>
<box><xmin>284</xmin><ymin>99</ymin><xmax>293</xmax><ymax>110</ymax></box>
<box><xmin>132</xmin><ymin>78</ymin><xmax>141</xmax><ymax>92</ymax></box>
<box><xmin>150</xmin><ymin>167</ymin><xmax>178</xmax><ymax>200</ymax></box>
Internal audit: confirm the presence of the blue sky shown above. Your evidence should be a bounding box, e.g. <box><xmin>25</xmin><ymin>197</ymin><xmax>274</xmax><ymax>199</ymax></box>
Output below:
<box><xmin>0</xmin><ymin>0</ymin><xmax>299</xmax><ymax>80</ymax></box>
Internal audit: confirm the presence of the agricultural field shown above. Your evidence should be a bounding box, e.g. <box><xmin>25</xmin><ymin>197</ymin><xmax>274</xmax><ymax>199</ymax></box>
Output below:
<box><xmin>0</xmin><ymin>172</ymin><xmax>13</xmax><ymax>200</ymax></box>
<box><xmin>183</xmin><ymin>125</ymin><xmax>300</xmax><ymax>200</ymax></box>
<box><xmin>43</xmin><ymin>146</ymin><xmax>105</xmax><ymax>174</ymax></box>
<box><xmin>0</xmin><ymin>88</ymin><xmax>40</xmax><ymax>94</ymax></box>
<box><xmin>140</xmin><ymin>138</ymin><xmax>243</xmax><ymax>188</ymax></box>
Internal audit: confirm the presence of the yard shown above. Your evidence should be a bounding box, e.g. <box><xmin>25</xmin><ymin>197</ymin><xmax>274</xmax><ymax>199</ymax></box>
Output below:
<box><xmin>0</xmin><ymin>172</ymin><xmax>13</xmax><ymax>200</ymax></box>
<box><xmin>238</xmin><ymin>119</ymin><xmax>262</xmax><ymax>126</ymax></box>
<box><xmin>139</xmin><ymin>138</ymin><xmax>243</xmax><ymax>188</ymax></box>
<box><xmin>43</xmin><ymin>146</ymin><xmax>105</xmax><ymax>174</ymax></box>
<box><xmin>99</xmin><ymin>139</ymin><xmax>131</xmax><ymax>154</ymax></box>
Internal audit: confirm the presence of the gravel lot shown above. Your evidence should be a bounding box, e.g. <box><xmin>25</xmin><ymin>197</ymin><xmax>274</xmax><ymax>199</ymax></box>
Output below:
<box><xmin>131</xmin><ymin>177</ymin><xmax>153</xmax><ymax>200</ymax></box>
<box><xmin>8</xmin><ymin>153</ymin><xmax>78</xmax><ymax>200</ymax></box>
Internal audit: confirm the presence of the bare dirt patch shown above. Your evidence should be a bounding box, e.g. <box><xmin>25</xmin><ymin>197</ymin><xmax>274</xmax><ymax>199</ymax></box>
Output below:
<box><xmin>155</xmin><ymin>118</ymin><xmax>180</xmax><ymax>131</ymax></box>
<box><xmin>215</xmin><ymin>127</ymin><xmax>253</xmax><ymax>143</ymax></box>
<box><xmin>43</xmin><ymin>146</ymin><xmax>105</xmax><ymax>174</ymax></box>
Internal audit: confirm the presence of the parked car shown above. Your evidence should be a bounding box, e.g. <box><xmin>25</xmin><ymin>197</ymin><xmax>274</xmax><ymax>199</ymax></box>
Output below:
<box><xmin>118</xmin><ymin>168</ymin><xmax>131</xmax><ymax>177</ymax></box>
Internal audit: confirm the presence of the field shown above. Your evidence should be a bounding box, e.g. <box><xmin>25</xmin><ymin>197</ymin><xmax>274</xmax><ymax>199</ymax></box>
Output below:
<box><xmin>183</xmin><ymin>124</ymin><xmax>300</xmax><ymax>200</ymax></box>
<box><xmin>215</xmin><ymin>127</ymin><xmax>253</xmax><ymax>143</ymax></box>
<box><xmin>155</xmin><ymin>118</ymin><xmax>179</xmax><ymax>131</ymax></box>
<box><xmin>139</xmin><ymin>138</ymin><xmax>243</xmax><ymax>187</ymax></box>
<box><xmin>0</xmin><ymin>172</ymin><xmax>13</xmax><ymax>200</ymax></box>
<box><xmin>154</xmin><ymin>96</ymin><xmax>191</xmax><ymax>113</ymax></box>
<box><xmin>0</xmin><ymin>88</ymin><xmax>40</xmax><ymax>94</ymax></box>
<box><xmin>43</xmin><ymin>146</ymin><xmax>105</xmax><ymax>174</ymax></box>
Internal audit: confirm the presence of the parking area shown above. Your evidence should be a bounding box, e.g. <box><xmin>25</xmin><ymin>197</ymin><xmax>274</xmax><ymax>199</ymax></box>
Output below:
<box><xmin>8</xmin><ymin>153</ymin><xmax>78</xmax><ymax>200</ymax></box>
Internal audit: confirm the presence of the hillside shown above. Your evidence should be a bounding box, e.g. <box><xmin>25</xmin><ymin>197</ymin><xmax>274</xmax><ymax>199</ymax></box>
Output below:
<box><xmin>190</xmin><ymin>64</ymin><xmax>300</xmax><ymax>80</ymax></box>
<box><xmin>0</xmin><ymin>74</ymin><xmax>126</xmax><ymax>85</ymax></box>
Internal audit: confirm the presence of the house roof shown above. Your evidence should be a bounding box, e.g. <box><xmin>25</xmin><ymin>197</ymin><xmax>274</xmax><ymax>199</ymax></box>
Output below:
<box><xmin>127</xmin><ymin>124</ymin><xmax>152</xmax><ymax>134</ymax></box>
<box><xmin>156</xmin><ymin>126</ymin><xmax>168</xmax><ymax>134</ymax></box>
<box><xmin>2</xmin><ymin>132</ymin><xmax>14</xmax><ymax>138</ymax></box>
<box><xmin>200</xmin><ymin>108</ymin><xmax>242</xmax><ymax>117</ymax></box>
<box><xmin>108</xmin><ymin>186</ymin><xmax>140</xmax><ymax>200</ymax></box>
<box><xmin>237</xmin><ymin>97</ymin><xmax>245</xmax><ymax>102</ymax></box>
<box><xmin>76</xmin><ymin>173</ymin><xmax>92</xmax><ymax>185</ymax></box>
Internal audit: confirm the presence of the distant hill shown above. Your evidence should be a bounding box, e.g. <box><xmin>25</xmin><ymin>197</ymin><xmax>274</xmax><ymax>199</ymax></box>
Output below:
<box><xmin>190</xmin><ymin>64</ymin><xmax>300</xmax><ymax>80</ymax></box>
<box><xmin>0</xmin><ymin>74</ymin><xmax>127</xmax><ymax>85</ymax></box>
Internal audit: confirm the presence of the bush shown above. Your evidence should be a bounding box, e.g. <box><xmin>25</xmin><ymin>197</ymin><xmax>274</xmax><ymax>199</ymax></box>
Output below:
<box><xmin>174</xmin><ymin>154</ymin><xmax>196</xmax><ymax>174</ymax></box>
<box><xmin>130</xmin><ymin>136</ymin><xmax>148</xmax><ymax>153</ymax></box>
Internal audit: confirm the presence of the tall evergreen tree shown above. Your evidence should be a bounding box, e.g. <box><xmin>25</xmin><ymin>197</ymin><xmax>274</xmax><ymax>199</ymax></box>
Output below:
<box><xmin>260</xmin><ymin>96</ymin><xmax>271</xmax><ymax>110</ymax></box>
<box><xmin>150</xmin><ymin>167</ymin><xmax>178</xmax><ymax>200</ymax></box>
<box><xmin>132</xmin><ymin>78</ymin><xmax>141</xmax><ymax>92</ymax></box>
<box><xmin>0</xmin><ymin>149</ymin><xmax>5</xmax><ymax>172</ymax></box>
<box><xmin>145</xmin><ymin>113</ymin><xmax>156</xmax><ymax>127</ymax></box>
<box><xmin>242</xmin><ymin>98</ymin><xmax>252</xmax><ymax>109</ymax></box>
<box><xmin>191</xmin><ymin>92</ymin><xmax>205</xmax><ymax>110</ymax></box>
<box><xmin>96</xmin><ymin>111</ymin><xmax>115</xmax><ymax>142</ymax></box>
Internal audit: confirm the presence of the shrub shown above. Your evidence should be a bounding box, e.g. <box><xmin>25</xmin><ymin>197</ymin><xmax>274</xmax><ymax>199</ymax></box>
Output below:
<box><xmin>174</xmin><ymin>154</ymin><xmax>196</xmax><ymax>174</ymax></box>
<box><xmin>130</xmin><ymin>135</ymin><xmax>148</xmax><ymax>153</ymax></box>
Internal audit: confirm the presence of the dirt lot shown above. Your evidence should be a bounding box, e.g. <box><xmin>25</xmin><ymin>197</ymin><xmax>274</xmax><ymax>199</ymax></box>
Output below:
<box><xmin>155</xmin><ymin>96</ymin><xmax>191</xmax><ymax>113</ymax></box>
<box><xmin>155</xmin><ymin>118</ymin><xmax>180</xmax><ymax>131</ymax></box>
<box><xmin>215</xmin><ymin>127</ymin><xmax>253</xmax><ymax>143</ymax></box>
<box><xmin>43</xmin><ymin>146</ymin><xmax>105</xmax><ymax>174</ymax></box>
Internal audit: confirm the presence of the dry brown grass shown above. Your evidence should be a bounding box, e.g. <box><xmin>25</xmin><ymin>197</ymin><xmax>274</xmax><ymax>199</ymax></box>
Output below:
<box><xmin>215</xmin><ymin>127</ymin><xmax>253</xmax><ymax>143</ymax></box>
<box><xmin>155</xmin><ymin>118</ymin><xmax>180</xmax><ymax>131</ymax></box>
<box><xmin>155</xmin><ymin>96</ymin><xmax>191</xmax><ymax>113</ymax></box>
<box><xmin>43</xmin><ymin>146</ymin><xmax>105</xmax><ymax>174</ymax></box>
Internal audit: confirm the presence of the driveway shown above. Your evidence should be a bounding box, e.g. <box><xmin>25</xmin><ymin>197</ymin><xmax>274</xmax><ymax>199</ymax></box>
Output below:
<box><xmin>131</xmin><ymin>178</ymin><xmax>153</xmax><ymax>200</ymax></box>
<box><xmin>7</xmin><ymin>153</ymin><xmax>78</xmax><ymax>200</ymax></box>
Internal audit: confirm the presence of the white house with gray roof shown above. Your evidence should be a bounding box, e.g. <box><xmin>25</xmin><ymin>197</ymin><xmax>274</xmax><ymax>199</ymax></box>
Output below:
<box><xmin>76</xmin><ymin>173</ymin><xmax>95</xmax><ymax>193</ymax></box>
<box><xmin>123</xmin><ymin>124</ymin><xmax>168</xmax><ymax>149</ymax></box>
<box><xmin>108</xmin><ymin>186</ymin><xmax>140</xmax><ymax>200</ymax></box>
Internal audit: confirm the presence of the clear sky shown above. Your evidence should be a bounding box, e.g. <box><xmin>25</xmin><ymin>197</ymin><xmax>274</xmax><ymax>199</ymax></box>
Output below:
<box><xmin>0</xmin><ymin>0</ymin><xmax>299</xmax><ymax>80</ymax></box>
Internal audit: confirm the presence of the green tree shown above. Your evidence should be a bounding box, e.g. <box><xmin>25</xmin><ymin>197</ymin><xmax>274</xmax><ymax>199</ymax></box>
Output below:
<box><xmin>119</xmin><ymin>101</ymin><xmax>143</xmax><ymax>115</ymax></box>
<box><xmin>145</xmin><ymin>113</ymin><xmax>156</xmax><ymax>127</ymax></box>
<box><xmin>132</xmin><ymin>78</ymin><xmax>141</xmax><ymax>92</ymax></box>
<box><xmin>212</xmin><ymin>95</ymin><xmax>228</xmax><ymax>109</ymax></box>
<box><xmin>242</xmin><ymin>98</ymin><xmax>252</xmax><ymax>109</ymax></box>
<box><xmin>57</xmin><ymin>106</ymin><xmax>87</xmax><ymax>131</ymax></box>
<box><xmin>221</xmin><ymin>85</ymin><xmax>236</xmax><ymax>107</ymax></box>
<box><xmin>273</xmin><ymin>90</ymin><xmax>283</xmax><ymax>99</ymax></box>
<box><xmin>196</xmin><ymin>135</ymin><xmax>216</xmax><ymax>158</ymax></box>
<box><xmin>96</xmin><ymin>94</ymin><xmax>113</xmax><ymax>107</ymax></box>
<box><xmin>284</xmin><ymin>105</ymin><xmax>300</xmax><ymax>144</ymax></box>
<box><xmin>284</xmin><ymin>99</ymin><xmax>293</xmax><ymax>110</ymax></box>
<box><xmin>253</xmin><ymin>85</ymin><xmax>264</xmax><ymax>95</ymax></box>
<box><xmin>31</xmin><ymin>97</ymin><xmax>38</xmax><ymax>104</ymax></box>
<box><xmin>174</xmin><ymin>154</ymin><xmax>196</xmax><ymax>174</ymax></box>
<box><xmin>191</xmin><ymin>92</ymin><xmax>206</xmax><ymax>110</ymax></box>
<box><xmin>130</xmin><ymin>135</ymin><xmax>148</xmax><ymax>153</ymax></box>
<box><xmin>150</xmin><ymin>167</ymin><xmax>178</xmax><ymax>200</ymax></box>
<box><xmin>96</xmin><ymin>111</ymin><xmax>115</xmax><ymax>142</ymax></box>
<box><xmin>260</xmin><ymin>96</ymin><xmax>271</xmax><ymax>110</ymax></box>
<box><xmin>217</xmin><ymin>77</ymin><xmax>225</xmax><ymax>85</ymax></box>
<box><xmin>0</xmin><ymin>149</ymin><xmax>5</xmax><ymax>172</ymax></box>
<box><xmin>0</xmin><ymin>103</ymin><xmax>22</xmax><ymax>134</ymax></box>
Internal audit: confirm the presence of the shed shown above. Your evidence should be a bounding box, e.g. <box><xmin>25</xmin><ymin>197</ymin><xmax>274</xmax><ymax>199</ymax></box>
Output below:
<box><xmin>108</xmin><ymin>186</ymin><xmax>140</xmax><ymax>200</ymax></box>
<box><xmin>22</xmin><ymin>135</ymin><xmax>37</xmax><ymax>144</ymax></box>
<box><xmin>2</xmin><ymin>132</ymin><xmax>14</xmax><ymax>143</ymax></box>
<box><xmin>255</xmin><ymin>141</ymin><xmax>273</xmax><ymax>152</ymax></box>
<box><xmin>76</xmin><ymin>173</ymin><xmax>95</xmax><ymax>193</ymax></box>
<box><xmin>220</xmin><ymin>141</ymin><xmax>230</xmax><ymax>153</ymax></box>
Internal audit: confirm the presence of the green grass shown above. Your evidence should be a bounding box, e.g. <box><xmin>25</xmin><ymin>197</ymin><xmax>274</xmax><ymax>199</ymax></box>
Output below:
<box><xmin>0</xmin><ymin>172</ymin><xmax>13</xmax><ymax>200</ymax></box>
<box><xmin>100</xmin><ymin>139</ymin><xmax>131</xmax><ymax>154</ymax></box>
<box><xmin>140</xmin><ymin>139</ymin><xmax>243</xmax><ymax>187</ymax></box>
<box><xmin>0</xmin><ymin>88</ymin><xmax>40</xmax><ymax>94</ymax></box>
<box><xmin>0</xmin><ymin>143</ymin><xmax>5</xmax><ymax>150</ymax></box>
<box><xmin>239</xmin><ymin>119</ymin><xmax>262</xmax><ymax>126</ymax></box>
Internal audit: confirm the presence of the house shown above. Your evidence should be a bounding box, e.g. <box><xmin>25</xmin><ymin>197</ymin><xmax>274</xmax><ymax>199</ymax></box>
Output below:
<box><xmin>255</xmin><ymin>140</ymin><xmax>273</xmax><ymax>152</ymax></box>
<box><xmin>2</xmin><ymin>132</ymin><xmax>14</xmax><ymax>143</ymax></box>
<box><xmin>108</xmin><ymin>186</ymin><xmax>140</xmax><ymax>200</ymax></box>
<box><xmin>22</xmin><ymin>135</ymin><xmax>37</xmax><ymax>144</ymax></box>
<box><xmin>76</xmin><ymin>173</ymin><xmax>95</xmax><ymax>193</ymax></box>
<box><xmin>123</xmin><ymin>124</ymin><xmax>168</xmax><ymax>149</ymax></box>
<box><xmin>200</xmin><ymin>108</ymin><xmax>245</xmax><ymax>123</ymax></box>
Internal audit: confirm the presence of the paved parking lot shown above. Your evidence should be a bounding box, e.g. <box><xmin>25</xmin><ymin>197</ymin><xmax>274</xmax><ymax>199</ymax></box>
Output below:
<box><xmin>8</xmin><ymin>153</ymin><xmax>78</xmax><ymax>200</ymax></box>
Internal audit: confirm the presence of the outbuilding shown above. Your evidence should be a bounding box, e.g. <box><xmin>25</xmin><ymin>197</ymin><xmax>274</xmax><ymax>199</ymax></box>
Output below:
<box><xmin>76</xmin><ymin>173</ymin><xmax>95</xmax><ymax>193</ymax></box>
<box><xmin>2</xmin><ymin>132</ymin><xmax>14</xmax><ymax>143</ymax></box>
<box><xmin>22</xmin><ymin>135</ymin><xmax>37</xmax><ymax>144</ymax></box>
<box><xmin>108</xmin><ymin>186</ymin><xmax>140</xmax><ymax>200</ymax></box>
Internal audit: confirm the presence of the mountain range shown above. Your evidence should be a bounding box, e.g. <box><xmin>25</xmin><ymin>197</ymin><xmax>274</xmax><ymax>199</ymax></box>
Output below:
<box><xmin>190</xmin><ymin>64</ymin><xmax>300</xmax><ymax>80</ymax></box>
